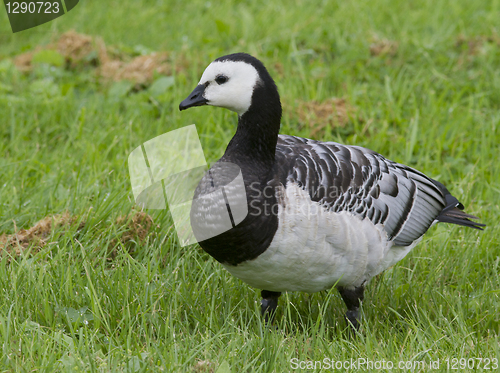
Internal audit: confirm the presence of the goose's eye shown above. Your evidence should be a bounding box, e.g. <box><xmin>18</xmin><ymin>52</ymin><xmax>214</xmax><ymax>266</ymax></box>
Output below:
<box><xmin>215</xmin><ymin>75</ymin><xmax>228</xmax><ymax>85</ymax></box>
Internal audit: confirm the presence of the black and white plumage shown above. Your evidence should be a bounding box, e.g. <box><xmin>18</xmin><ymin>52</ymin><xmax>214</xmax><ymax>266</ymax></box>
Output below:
<box><xmin>275</xmin><ymin>135</ymin><xmax>482</xmax><ymax>246</ymax></box>
<box><xmin>179</xmin><ymin>53</ymin><xmax>484</xmax><ymax>329</ymax></box>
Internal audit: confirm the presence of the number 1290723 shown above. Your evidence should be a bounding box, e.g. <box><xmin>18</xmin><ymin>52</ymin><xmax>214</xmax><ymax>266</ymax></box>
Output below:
<box><xmin>5</xmin><ymin>2</ymin><xmax>61</xmax><ymax>14</ymax></box>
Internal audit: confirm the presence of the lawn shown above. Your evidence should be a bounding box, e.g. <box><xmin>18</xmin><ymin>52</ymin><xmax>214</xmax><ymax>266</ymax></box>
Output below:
<box><xmin>0</xmin><ymin>0</ymin><xmax>499</xmax><ymax>371</ymax></box>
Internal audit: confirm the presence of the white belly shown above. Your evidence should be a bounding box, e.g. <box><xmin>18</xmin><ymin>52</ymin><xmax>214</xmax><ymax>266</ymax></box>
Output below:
<box><xmin>222</xmin><ymin>183</ymin><xmax>419</xmax><ymax>293</ymax></box>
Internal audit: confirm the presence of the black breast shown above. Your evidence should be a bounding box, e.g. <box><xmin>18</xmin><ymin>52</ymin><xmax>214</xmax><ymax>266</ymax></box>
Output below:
<box><xmin>190</xmin><ymin>159</ymin><xmax>279</xmax><ymax>266</ymax></box>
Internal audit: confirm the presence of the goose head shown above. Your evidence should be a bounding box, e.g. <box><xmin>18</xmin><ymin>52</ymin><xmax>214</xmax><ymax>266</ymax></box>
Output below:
<box><xmin>179</xmin><ymin>53</ymin><xmax>281</xmax><ymax>119</ymax></box>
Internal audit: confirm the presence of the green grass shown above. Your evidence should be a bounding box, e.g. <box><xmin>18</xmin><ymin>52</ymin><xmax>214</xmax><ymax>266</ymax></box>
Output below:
<box><xmin>0</xmin><ymin>0</ymin><xmax>499</xmax><ymax>371</ymax></box>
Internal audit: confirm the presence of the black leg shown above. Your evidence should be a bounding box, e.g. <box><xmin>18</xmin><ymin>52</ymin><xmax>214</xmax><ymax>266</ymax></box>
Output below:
<box><xmin>337</xmin><ymin>285</ymin><xmax>365</xmax><ymax>331</ymax></box>
<box><xmin>260</xmin><ymin>290</ymin><xmax>281</xmax><ymax>324</ymax></box>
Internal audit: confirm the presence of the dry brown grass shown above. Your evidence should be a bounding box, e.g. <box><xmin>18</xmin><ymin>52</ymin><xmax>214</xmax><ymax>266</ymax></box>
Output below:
<box><xmin>454</xmin><ymin>33</ymin><xmax>500</xmax><ymax>68</ymax></box>
<box><xmin>106</xmin><ymin>211</ymin><xmax>156</xmax><ymax>259</ymax></box>
<box><xmin>57</xmin><ymin>30</ymin><xmax>95</xmax><ymax>68</ymax></box>
<box><xmin>369</xmin><ymin>37</ymin><xmax>399</xmax><ymax>57</ymax></box>
<box><xmin>14</xmin><ymin>31</ymin><xmax>96</xmax><ymax>72</ymax></box>
<box><xmin>272</xmin><ymin>62</ymin><xmax>285</xmax><ymax>78</ymax></box>
<box><xmin>193</xmin><ymin>360</ymin><xmax>214</xmax><ymax>373</ymax></box>
<box><xmin>13</xmin><ymin>49</ymin><xmax>37</xmax><ymax>73</ymax></box>
<box><xmin>455</xmin><ymin>34</ymin><xmax>500</xmax><ymax>55</ymax></box>
<box><xmin>292</xmin><ymin>98</ymin><xmax>355</xmax><ymax>137</ymax></box>
<box><xmin>12</xmin><ymin>30</ymin><xmax>183</xmax><ymax>86</ymax></box>
<box><xmin>0</xmin><ymin>210</ymin><xmax>156</xmax><ymax>260</ymax></box>
<box><xmin>0</xmin><ymin>212</ymin><xmax>81</xmax><ymax>256</ymax></box>
<box><xmin>97</xmin><ymin>38</ymin><xmax>171</xmax><ymax>85</ymax></box>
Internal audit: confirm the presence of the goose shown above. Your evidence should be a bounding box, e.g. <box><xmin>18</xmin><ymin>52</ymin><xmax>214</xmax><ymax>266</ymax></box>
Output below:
<box><xmin>179</xmin><ymin>53</ymin><xmax>484</xmax><ymax>330</ymax></box>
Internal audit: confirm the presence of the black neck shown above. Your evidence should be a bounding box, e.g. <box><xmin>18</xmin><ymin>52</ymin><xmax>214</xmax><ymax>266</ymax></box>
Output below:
<box><xmin>223</xmin><ymin>83</ymin><xmax>282</xmax><ymax>169</ymax></box>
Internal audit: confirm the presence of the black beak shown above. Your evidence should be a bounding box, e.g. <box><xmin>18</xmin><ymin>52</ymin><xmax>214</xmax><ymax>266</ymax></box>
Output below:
<box><xmin>179</xmin><ymin>84</ymin><xmax>208</xmax><ymax>111</ymax></box>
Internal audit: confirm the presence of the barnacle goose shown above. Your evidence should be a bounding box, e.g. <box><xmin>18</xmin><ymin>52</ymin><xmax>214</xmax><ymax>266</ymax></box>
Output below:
<box><xmin>179</xmin><ymin>53</ymin><xmax>484</xmax><ymax>330</ymax></box>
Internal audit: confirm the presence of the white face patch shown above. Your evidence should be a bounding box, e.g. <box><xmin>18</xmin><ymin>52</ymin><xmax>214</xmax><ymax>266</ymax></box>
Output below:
<box><xmin>199</xmin><ymin>60</ymin><xmax>261</xmax><ymax>116</ymax></box>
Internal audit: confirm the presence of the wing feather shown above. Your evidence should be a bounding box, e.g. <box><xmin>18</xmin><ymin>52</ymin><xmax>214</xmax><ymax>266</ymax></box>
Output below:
<box><xmin>275</xmin><ymin>135</ymin><xmax>454</xmax><ymax>246</ymax></box>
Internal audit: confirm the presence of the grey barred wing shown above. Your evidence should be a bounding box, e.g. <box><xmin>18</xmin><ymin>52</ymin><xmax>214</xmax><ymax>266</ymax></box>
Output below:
<box><xmin>275</xmin><ymin>135</ymin><xmax>448</xmax><ymax>246</ymax></box>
